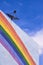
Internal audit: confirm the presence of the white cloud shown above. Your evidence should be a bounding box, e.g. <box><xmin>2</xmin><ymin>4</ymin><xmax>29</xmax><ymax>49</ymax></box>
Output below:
<box><xmin>31</xmin><ymin>29</ymin><xmax>43</xmax><ymax>54</ymax></box>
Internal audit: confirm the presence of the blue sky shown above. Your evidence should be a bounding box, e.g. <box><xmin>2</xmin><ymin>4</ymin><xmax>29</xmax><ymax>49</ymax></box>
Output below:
<box><xmin>0</xmin><ymin>0</ymin><xmax>43</xmax><ymax>35</ymax></box>
<box><xmin>0</xmin><ymin>0</ymin><xmax>43</xmax><ymax>65</ymax></box>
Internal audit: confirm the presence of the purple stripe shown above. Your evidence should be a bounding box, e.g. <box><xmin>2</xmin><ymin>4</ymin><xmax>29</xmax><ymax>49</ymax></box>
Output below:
<box><xmin>0</xmin><ymin>35</ymin><xmax>23</xmax><ymax>65</ymax></box>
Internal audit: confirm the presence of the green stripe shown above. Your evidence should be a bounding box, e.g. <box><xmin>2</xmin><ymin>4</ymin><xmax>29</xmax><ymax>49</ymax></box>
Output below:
<box><xmin>0</xmin><ymin>25</ymin><xmax>29</xmax><ymax>65</ymax></box>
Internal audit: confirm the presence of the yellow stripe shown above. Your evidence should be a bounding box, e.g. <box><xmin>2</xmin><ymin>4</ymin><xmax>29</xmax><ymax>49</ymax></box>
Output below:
<box><xmin>0</xmin><ymin>20</ymin><xmax>35</xmax><ymax>65</ymax></box>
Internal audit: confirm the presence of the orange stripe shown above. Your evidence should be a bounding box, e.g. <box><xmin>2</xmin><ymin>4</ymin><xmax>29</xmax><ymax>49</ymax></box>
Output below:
<box><xmin>0</xmin><ymin>12</ymin><xmax>36</xmax><ymax>65</ymax></box>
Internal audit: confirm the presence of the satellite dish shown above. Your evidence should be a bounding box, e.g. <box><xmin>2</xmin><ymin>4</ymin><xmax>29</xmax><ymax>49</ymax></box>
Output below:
<box><xmin>6</xmin><ymin>10</ymin><xmax>19</xmax><ymax>20</ymax></box>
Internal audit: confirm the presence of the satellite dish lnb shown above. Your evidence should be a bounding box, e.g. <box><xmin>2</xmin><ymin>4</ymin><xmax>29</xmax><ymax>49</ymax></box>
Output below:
<box><xmin>14</xmin><ymin>10</ymin><xmax>16</xmax><ymax>14</ymax></box>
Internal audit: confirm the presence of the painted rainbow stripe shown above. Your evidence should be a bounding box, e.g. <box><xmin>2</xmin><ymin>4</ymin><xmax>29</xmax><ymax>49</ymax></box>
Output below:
<box><xmin>0</xmin><ymin>25</ymin><xmax>28</xmax><ymax>65</ymax></box>
<box><xmin>0</xmin><ymin>34</ymin><xmax>22</xmax><ymax>65</ymax></box>
<box><xmin>0</xmin><ymin>11</ymin><xmax>36</xmax><ymax>65</ymax></box>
